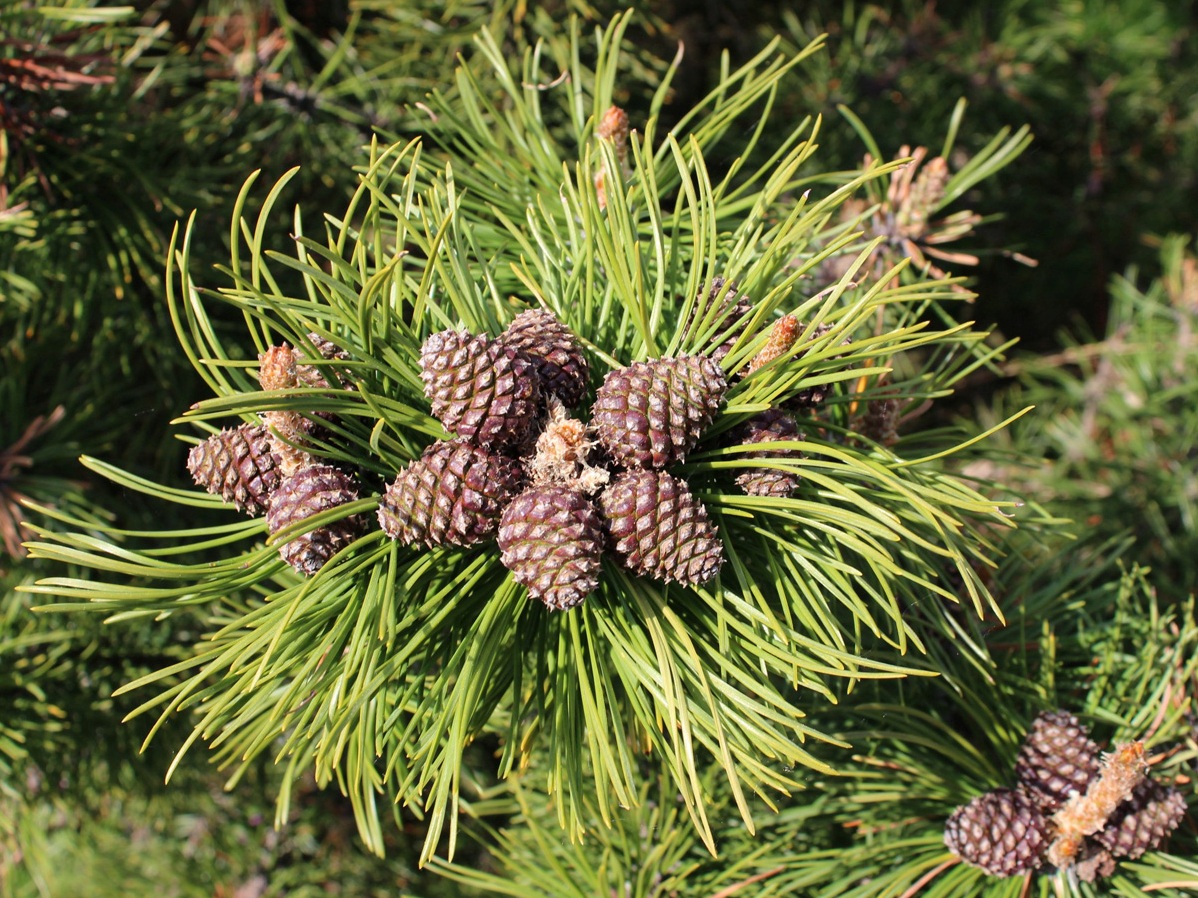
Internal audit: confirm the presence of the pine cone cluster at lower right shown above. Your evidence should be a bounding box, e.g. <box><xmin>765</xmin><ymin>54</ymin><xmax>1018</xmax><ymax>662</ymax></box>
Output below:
<box><xmin>945</xmin><ymin>710</ymin><xmax>1188</xmax><ymax>880</ymax></box>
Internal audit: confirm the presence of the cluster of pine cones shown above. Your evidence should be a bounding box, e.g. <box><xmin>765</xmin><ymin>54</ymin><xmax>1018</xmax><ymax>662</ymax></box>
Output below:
<box><xmin>378</xmin><ymin>304</ymin><xmax>740</xmax><ymax>610</ymax></box>
<box><xmin>186</xmin><ymin>336</ymin><xmax>368</xmax><ymax>575</ymax></box>
<box><xmin>185</xmin><ymin>282</ymin><xmax>825</xmax><ymax>607</ymax></box>
<box><xmin>944</xmin><ymin>711</ymin><xmax>1187</xmax><ymax>881</ymax></box>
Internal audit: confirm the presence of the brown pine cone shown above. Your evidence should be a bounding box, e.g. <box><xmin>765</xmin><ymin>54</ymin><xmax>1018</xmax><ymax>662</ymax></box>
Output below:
<box><xmin>944</xmin><ymin>788</ymin><xmax>1048</xmax><ymax>877</ymax></box>
<box><xmin>599</xmin><ymin>469</ymin><xmax>723</xmax><ymax>585</ymax></box>
<box><xmin>1094</xmin><ymin>778</ymin><xmax>1187</xmax><ymax>859</ymax></box>
<box><xmin>498</xmin><ymin>485</ymin><xmax>605</xmax><ymax>610</ymax></box>
<box><xmin>499</xmin><ymin>309</ymin><xmax>590</xmax><ymax>408</ymax></box>
<box><xmin>377</xmin><ymin>440</ymin><xmax>524</xmax><ymax>548</ymax></box>
<box><xmin>591</xmin><ymin>355</ymin><xmax>726</xmax><ymax>469</ymax></box>
<box><xmin>266</xmin><ymin>463</ymin><xmax>364</xmax><ymax>575</ymax></box>
<box><xmin>1014</xmin><ymin>711</ymin><xmax>1101</xmax><ymax>813</ymax></box>
<box><xmin>420</xmin><ymin>329</ymin><xmax>541</xmax><ymax>449</ymax></box>
<box><xmin>187</xmin><ymin>424</ymin><xmax>283</xmax><ymax>515</ymax></box>
<box><xmin>731</xmin><ymin>409</ymin><xmax>804</xmax><ymax>498</ymax></box>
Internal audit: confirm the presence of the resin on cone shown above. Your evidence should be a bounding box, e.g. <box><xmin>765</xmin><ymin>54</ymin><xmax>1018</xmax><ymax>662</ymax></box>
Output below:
<box><xmin>592</xmin><ymin>355</ymin><xmax>727</xmax><ymax>469</ymax></box>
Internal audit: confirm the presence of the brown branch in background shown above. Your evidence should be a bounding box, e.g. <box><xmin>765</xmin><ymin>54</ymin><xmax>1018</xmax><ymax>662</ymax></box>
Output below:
<box><xmin>0</xmin><ymin>406</ymin><xmax>68</xmax><ymax>558</ymax></box>
<box><xmin>708</xmin><ymin>865</ymin><xmax>785</xmax><ymax>898</ymax></box>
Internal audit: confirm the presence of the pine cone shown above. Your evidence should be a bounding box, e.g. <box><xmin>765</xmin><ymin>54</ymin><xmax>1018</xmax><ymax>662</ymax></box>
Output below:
<box><xmin>857</xmin><ymin>396</ymin><xmax>901</xmax><ymax>447</ymax></box>
<box><xmin>680</xmin><ymin>277</ymin><xmax>753</xmax><ymax>364</ymax></box>
<box><xmin>732</xmin><ymin>409</ymin><xmax>804</xmax><ymax>498</ymax></box>
<box><xmin>258</xmin><ymin>343</ymin><xmax>315</xmax><ymax>475</ymax></box>
<box><xmin>785</xmin><ymin>323</ymin><xmax>853</xmax><ymax>410</ymax></box>
<box><xmin>297</xmin><ymin>332</ymin><xmax>352</xmax><ymax>390</ymax></box>
<box><xmin>747</xmin><ymin>314</ymin><xmax>800</xmax><ymax>373</ymax></box>
<box><xmin>498</xmin><ymin>485</ymin><xmax>605</xmax><ymax>610</ymax></box>
<box><xmin>259</xmin><ymin>344</ymin><xmax>298</xmax><ymax>390</ymax></box>
<box><xmin>599</xmin><ymin>469</ymin><xmax>723</xmax><ymax>585</ymax></box>
<box><xmin>1073</xmin><ymin>845</ymin><xmax>1116</xmax><ymax>883</ymax></box>
<box><xmin>592</xmin><ymin>355</ymin><xmax>727</xmax><ymax>469</ymax></box>
<box><xmin>1094</xmin><ymin>778</ymin><xmax>1187</xmax><ymax>859</ymax></box>
<box><xmin>1015</xmin><ymin>711</ymin><xmax>1101</xmax><ymax>813</ymax></box>
<box><xmin>420</xmin><ymin>329</ymin><xmax>541</xmax><ymax>449</ymax></box>
<box><xmin>187</xmin><ymin>424</ymin><xmax>282</xmax><ymax>515</ymax></box>
<box><xmin>266</xmin><ymin>464</ymin><xmax>364</xmax><ymax>575</ymax></box>
<box><xmin>499</xmin><ymin>309</ymin><xmax>590</xmax><ymax>408</ymax></box>
<box><xmin>944</xmin><ymin>788</ymin><xmax>1048</xmax><ymax>877</ymax></box>
<box><xmin>594</xmin><ymin>105</ymin><xmax>631</xmax><ymax>211</ymax></box>
<box><xmin>596</xmin><ymin>105</ymin><xmax>630</xmax><ymax>170</ymax></box>
<box><xmin>377</xmin><ymin>440</ymin><xmax>524</xmax><ymax>548</ymax></box>
<box><xmin>291</xmin><ymin>333</ymin><xmax>354</xmax><ymax>441</ymax></box>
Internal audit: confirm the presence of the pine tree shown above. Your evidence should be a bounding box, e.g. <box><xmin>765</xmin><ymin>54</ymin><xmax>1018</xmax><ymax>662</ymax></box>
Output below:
<box><xmin>7</xmin><ymin>3</ymin><xmax>1195</xmax><ymax>896</ymax></box>
<box><xmin>20</xmin><ymin>9</ymin><xmax>1028</xmax><ymax>871</ymax></box>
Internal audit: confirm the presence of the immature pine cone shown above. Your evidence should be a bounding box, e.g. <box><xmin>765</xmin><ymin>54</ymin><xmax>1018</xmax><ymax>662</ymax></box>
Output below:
<box><xmin>680</xmin><ymin>277</ymin><xmax>753</xmax><ymax>364</ymax></box>
<box><xmin>944</xmin><ymin>788</ymin><xmax>1048</xmax><ymax>877</ymax></box>
<box><xmin>594</xmin><ymin>105</ymin><xmax>631</xmax><ymax>211</ymax></box>
<box><xmin>259</xmin><ymin>344</ymin><xmax>298</xmax><ymax>391</ymax></box>
<box><xmin>1094</xmin><ymin>778</ymin><xmax>1187</xmax><ymax>859</ymax></box>
<box><xmin>596</xmin><ymin>105</ymin><xmax>630</xmax><ymax>170</ymax></box>
<box><xmin>592</xmin><ymin>355</ymin><xmax>726</xmax><ymax>469</ymax></box>
<box><xmin>266</xmin><ymin>464</ymin><xmax>364</xmax><ymax>575</ymax></box>
<box><xmin>258</xmin><ymin>343</ymin><xmax>313</xmax><ymax>475</ymax></box>
<box><xmin>1014</xmin><ymin>710</ymin><xmax>1101</xmax><ymax>813</ymax></box>
<box><xmin>187</xmin><ymin>424</ymin><xmax>282</xmax><ymax>515</ymax></box>
<box><xmin>499</xmin><ymin>309</ymin><xmax>590</xmax><ymax>408</ymax></box>
<box><xmin>498</xmin><ymin>485</ymin><xmax>605</xmax><ymax>610</ymax></box>
<box><xmin>732</xmin><ymin>409</ymin><xmax>804</xmax><ymax>498</ymax></box>
<box><xmin>600</xmin><ymin>469</ymin><xmax>723</xmax><ymax>585</ymax></box>
<box><xmin>377</xmin><ymin>440</ymin><xmax>524</xmax><ymax>548</ymax></box>
<box><xmin>420</xmin><ymin>329</ymin><xmax>541</xmax><ymax>449</ymax></box>
<box><xmin>747</xmin><ymin>314</ymin><xmax>800</xmax><ymax>373</ymax></box>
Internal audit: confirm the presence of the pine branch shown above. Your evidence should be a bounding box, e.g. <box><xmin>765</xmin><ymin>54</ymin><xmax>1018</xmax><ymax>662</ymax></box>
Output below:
<box><xmin>22</xmin><ymin>12</ymin><xmax>1024</xmax><ymax>865</ymax></box>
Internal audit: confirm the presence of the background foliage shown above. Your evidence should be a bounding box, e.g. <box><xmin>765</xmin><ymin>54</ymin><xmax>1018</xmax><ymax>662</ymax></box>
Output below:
<box><xmin>3</xmin><ymin>1</ymin><xmax>1195</xmax><ymax>896</ymax></box>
